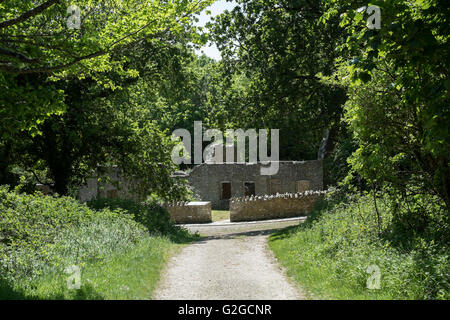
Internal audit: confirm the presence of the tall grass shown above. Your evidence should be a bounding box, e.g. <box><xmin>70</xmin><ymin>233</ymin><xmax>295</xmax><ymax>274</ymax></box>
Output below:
<box><xmin>0</xmin><ymin>187</ymin><xmax>194</xmax><ymax>299</ymax></box>
<box><xmin>269</xmin><ymin>193</ymin><xmax>449</xmax><ymax>300</ymax></box>
<box><xmin>1</xmin><ymin>236</ymin><xmax>175</xmax><ymax>299</ymax></box>
<box><xmin>87</xmin><ymin>198</ymin><xmax>197</xmax><ymax>243</ymax></box>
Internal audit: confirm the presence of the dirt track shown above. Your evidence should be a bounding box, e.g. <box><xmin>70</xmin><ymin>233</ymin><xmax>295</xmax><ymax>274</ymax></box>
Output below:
<box><xmin>153</xmin><ymin>218</ymin><xmax>305</xmax><ymax>300</ymax></box>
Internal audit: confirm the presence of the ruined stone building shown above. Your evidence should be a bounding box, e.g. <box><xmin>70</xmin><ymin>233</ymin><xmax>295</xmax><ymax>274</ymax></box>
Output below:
<box><xmin>180</xmin><ymin>161</ymin><xmax>323</xmax><ymax>210</ymax></box>
<box><xmin>78</xmin><ymin>167</ymin><xmax>141</xmax><ymax>203</ymax></box>
<box><xmin>78</xmin><ymin>161</ymin><xmax>323</xmax><ymax>211</ymax></box>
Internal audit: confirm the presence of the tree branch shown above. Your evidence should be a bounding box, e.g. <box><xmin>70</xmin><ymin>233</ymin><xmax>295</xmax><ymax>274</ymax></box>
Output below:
<box><xmin>0</xmin><ymin>0</ymin><xmax>62</xmax><ymax>29</ymax></box>
<box><xmin>0</xmin><ymin>47</ymin><xmax>39</xmax><ymax>63</ymax></box>
<box><xmin>30</xmin><ymin>169</ymin><xmax>51</xmax><ymax>187</ymax></box>
<box><xmin>0</xmin><ymin>1</ymin><xmax>204</xmax><ymax>74</ymax></box>
<box><xmin>0</xmin><ymin>50</ymin><xmax>105</xmax><ymax>74</ymax></box>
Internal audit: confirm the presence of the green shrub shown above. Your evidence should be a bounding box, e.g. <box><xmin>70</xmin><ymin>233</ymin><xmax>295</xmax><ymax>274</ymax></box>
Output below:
<box><xmin>0</xmin><ymin>187</ymin><xmax>195</xmax><ymax>299</ymax></box>
<box><xmin>87</xmin><ymin>198</ymin><xmax>197</xmax><ymax>243</ymax></box>
<box><xmin>0</xmin><ymin>186</ymin><xmax>119</xmax><ymax>250</ymax></box>
<box><xmin>0</xmin><ymin>187</ymin><xmax>151</xmax><ymax>290</ymax></box>
<box><xmin>269</xmin><ymin>193</ymin><xmax>449</xmax><ymax>300</ymax></box>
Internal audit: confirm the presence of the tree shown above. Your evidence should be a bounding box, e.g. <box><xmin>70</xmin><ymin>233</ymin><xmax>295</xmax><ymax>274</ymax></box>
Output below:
<box><xmin>0</xmin><ymin>0</ymin><xmax>215</xmax><ymax>199</ymax></box>
<box><xmin>0</xmin><ymin>0</ymin><xmax>212</xmax><ymax>75</ymax></box>
<box><xmin>209</xmin><ymin>0</ymin><xmax>348</xmax><ymax>160</ymax></box>
<box><xmin>6</xmin><ymin>39</ymin><xmax>199</xmax><ymax>199</ymax></box>
<box><xmin>0</xmin><ymin>0</ymin><xmax>214</xmax><ymax>137</ymax></box>
<box><xmin>325</xmin><ymin>0</ymin><xmax>449</xmax><ymax>209</ymax></box>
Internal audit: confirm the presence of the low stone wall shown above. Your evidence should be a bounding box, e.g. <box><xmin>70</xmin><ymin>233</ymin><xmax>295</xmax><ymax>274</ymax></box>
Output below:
<box><xmin>164</xmin><ymin>201</ymin><xmax>212</xmax><ymax>224</ymax></box>
<box><xmin>230</xmin><ymin>190</ymin><xmax>327</xmax><ymax>222</ymax></box>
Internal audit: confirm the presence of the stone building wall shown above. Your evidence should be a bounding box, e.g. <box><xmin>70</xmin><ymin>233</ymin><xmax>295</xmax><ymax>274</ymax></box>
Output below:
<box><xmin>78</xmin><ymin>168</ymin><xmax>141</xmax><ymax>202</ymax></box>
<box><xmin>164</xmin><ymin>201</ymin><xmax>212</xmax><ymax>224</ymax></box>
<box><xmin>187</xmin><ymin>161</ymin><xmax>323</xmax><ymax>210</ymax></box>
<box><xmin>229</xmin><ymin>191</ymin><xmax>326</xmax><ymax>222</ymax></box>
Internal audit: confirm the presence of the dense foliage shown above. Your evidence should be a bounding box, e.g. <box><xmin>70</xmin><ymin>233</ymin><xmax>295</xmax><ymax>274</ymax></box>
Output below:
<box><xmin>0</xmin><ymin>187</ymin><xmax>192</xmax><ymax>299</ymax></box>
<box><xmin>0</xmin><ymin>0</ymin><xmax>214</xmax><ymax>136</ymax></box>
<box><xmin>209</xmin><ymin>0</ymin><xmax>348</xmax><ymax>160</ymax></box>
<box><xmin>0</xmin><ymin>1</ymin><xmax>213</xmax><ymax>199</ymax></box>
<box><xmin>0</xmin><ymin>0</ymin><xmax>448</xmax><ymax>300</ymax></box>
<box><xmin>326</xmin><ymin>0</ymin><xmax>449</xmax><ymax>209</ymax></box>
<box><xmin>270</xmin><ymin>193</ymin><xmax>449</xmax><ymax>300</ymax></box>
<box><xmin>87</xmin><ymin>198</ymin><xmax>196</xmax><ymax>243</ymax></box>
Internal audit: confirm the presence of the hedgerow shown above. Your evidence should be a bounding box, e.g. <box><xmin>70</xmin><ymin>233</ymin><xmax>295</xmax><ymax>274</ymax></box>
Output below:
<box><xmin>0</xmin><ymin>186</ymin><xmax>190</xmax><ymax>299</ymax></box>
<box><xmin>86</xmin><ymin>198</ymin><xmax>197</xmax><ymax>243</ymax></box>
<box><xmin>269</xmin><ymin>191</ymin><xmax>449</xmax><ymax>300</ymax></box>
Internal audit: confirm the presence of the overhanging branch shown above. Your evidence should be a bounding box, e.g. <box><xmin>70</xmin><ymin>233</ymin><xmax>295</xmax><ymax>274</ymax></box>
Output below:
<box><xmin>0</xmin><ymin>47</ymin><xmax>39</xmax><ymax>63</ymax></box>
<box><xmin>0</xmin><ymin>0</ymin><xmax>62</xmax><ymax>29</ymax></box>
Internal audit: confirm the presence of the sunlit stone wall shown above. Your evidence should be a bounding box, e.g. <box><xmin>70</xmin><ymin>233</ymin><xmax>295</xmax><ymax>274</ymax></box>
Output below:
<box><xmin>229</xmin><ymin>191</ymin><xmax>326</xmax><ymax>222</ymax></box>
<box><xmin>164</xmin><ymin>201</ymin><xmax>212</xmax><ymax>224</ymax></box>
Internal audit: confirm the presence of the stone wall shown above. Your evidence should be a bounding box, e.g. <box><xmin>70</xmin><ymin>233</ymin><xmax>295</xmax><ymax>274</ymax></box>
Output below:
<box><xmin>164</xmin><ymin>201</ymin><xmax>212</xmax><ymax>224</ymax></box>
<box><xmin>78</xmin><ymin>167</ymin><xmax>141</xmax><ymax>202</ymax></box>
<box><xmin>187</xmin><ymin>161</ymin><xmax>323</xmax><ymax>210</ymax></box>
<box><xmin>230</xmin><ymin>191</ymin><xmax>326</xmax><ymax>222</ymax></box>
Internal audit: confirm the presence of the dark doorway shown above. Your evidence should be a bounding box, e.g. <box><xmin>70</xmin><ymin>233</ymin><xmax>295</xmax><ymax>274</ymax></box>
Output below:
<box><xmin>221</xmin><ymin>182</ymin><xmax>232</xmax><ymax>199</ymax></box>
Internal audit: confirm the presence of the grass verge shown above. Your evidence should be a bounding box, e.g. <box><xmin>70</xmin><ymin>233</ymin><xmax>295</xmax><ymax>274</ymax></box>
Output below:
<box><xmin>268</xmin><ymin>195</ymin><xmax>449</xmax><ymax>300</ymax></box>
<box><xmin>1</xmin><ymin>237</ymin><xmax>184</xmax><ymax>299</ymax></box>
<box><xmin>0</xmin><ymin>189</ymin><xmax>197</xmax><ymax>299</ymax></box>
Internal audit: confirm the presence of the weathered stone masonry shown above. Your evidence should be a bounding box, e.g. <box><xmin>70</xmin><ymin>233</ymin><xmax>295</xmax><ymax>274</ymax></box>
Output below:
<box><xmin>78</xmin><ymin>161</ymin><xmax>324</xmax><ymax>223</ymax></box>
<box><xmin>186</xmin><ymin>161</ymin><xmax>323</xmax><ymax>210</ymax></box>
<box><xmin>78</xmin><ymin>167</ymin><xmax>141</xmax><ymax>202</ymax></box>
<box><xmin>164</xmin><ymin>201</ymin><xmax>212</xmax><ymax>224</ymax></box>
<box><xmin>230</xmin><ymin>191</ymin><xmax>326</xmax><ymax>222</ymax></box>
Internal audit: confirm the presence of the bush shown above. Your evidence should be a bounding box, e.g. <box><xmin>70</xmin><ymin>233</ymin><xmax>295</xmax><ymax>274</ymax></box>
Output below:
<box><xmin>0</xmin><ymin>188</ymin><xmax>196</xmax><ymax>296</ymax></box>
<box><xmin>0</xmin><ymin>187</ymin><xmax>151</xmax><ymax>289</ymax></box>
<box><xmin>87</xmin><ymin>198</ymin><xmax>197</xmax><ymax>243</ymax></box>
<box><xmin>0</xmin><ymin>186</ymin><xmax>139</xmax><ymax>252</ymax></box>
<box><xmin>0</xmin><ymin>187</ymin><xmax>197</xmax><ymax>299</ymax></box>
<box><xmin>269</xmin><ymin>192</ymin><xmax>450</xmax><ymax>300</ymax></box>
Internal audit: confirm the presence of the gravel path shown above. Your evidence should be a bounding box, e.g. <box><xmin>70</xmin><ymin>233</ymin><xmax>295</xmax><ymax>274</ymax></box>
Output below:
<box><xmin>153</xmin><ymin>218</ymin><xmax>305</xmax><ymax>300</ymax></box>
